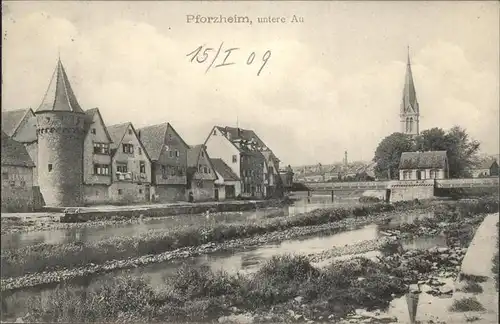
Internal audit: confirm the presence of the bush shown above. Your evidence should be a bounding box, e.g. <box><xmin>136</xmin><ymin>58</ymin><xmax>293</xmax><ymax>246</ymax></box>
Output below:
<box><xmin>459</xmin><ymin>281</ymin><xmax>484</xmax><ymax>294</ymax></box>
<box><xmin>449</xmin><ymin>297</ymin><xmax>485</xmax><ymax>312</ymax></box>
<box><xmin>13</xmin><ymin>255</ymin><xmax>407</xmax><ymax>323</ymax></box>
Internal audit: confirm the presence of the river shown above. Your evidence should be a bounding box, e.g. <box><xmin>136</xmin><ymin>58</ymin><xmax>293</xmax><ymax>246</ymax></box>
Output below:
<box><xmin>1</xmin><ymin>193</ymin><xmax>451</xmax><ymax>321</ymax></box>
<box><xmin>1</xmin><ymin>194</ymin><xmax>362</xmax><ymax>250</ymax></box>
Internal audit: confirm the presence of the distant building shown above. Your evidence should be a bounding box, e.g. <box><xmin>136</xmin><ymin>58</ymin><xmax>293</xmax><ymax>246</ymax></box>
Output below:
<box><xmin>470</xmin><ymin>159</ymin><xmax>499</xmax><ymax>178</ymax></box>
<box><xmin>211</xmin><ymin>158</ymin><xmax>241</xmax><ymax>200</ymax></box>
<box><xmin>138</xmin><ymin>123</ymin><xmax>190</xmax><ymax>202</ymax></box>
<box><xmin>187</xmin><ymin>144</ymin><xmax>218</xmax><ymax>201</ymax></box>
<box><xmin>1</xmin><ymin>131</ymin><xmax>36</xmax><ymax>212</ymax></box>
<box><xmin>400</xmin><ymin>48</ymin><xmax>420</xmax><ymax>136</ymax></box>
<box><xmin>108</xmin><ymin>122</ymin><xmax>152</xmax><ymax>203</ymax></box>
<box><xmin>399</xmin><ymin>151</ymin><xmax>449</xmax><ymax>180</ymax></box>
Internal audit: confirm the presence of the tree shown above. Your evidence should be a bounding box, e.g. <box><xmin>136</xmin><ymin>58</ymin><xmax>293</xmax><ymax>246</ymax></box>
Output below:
<box><xmin>373</xmin><ymin>132</ymin><xmax>415</xmax><ymax>180</ymax></box>
<box><xmin>373</xmin><ymin>126</ymin><xmax>481</xmax><ymax>180</ymax></box>
<box><xmin>443</xmin><ymin>126</ymin><xmax>481</xmax><ymax>178</ymax></box>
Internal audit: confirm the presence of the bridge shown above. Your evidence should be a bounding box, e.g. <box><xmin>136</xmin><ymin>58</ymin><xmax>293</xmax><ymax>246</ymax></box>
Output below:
<box><xmin>301</xmin><ymin>177</ymin><xmax>499</xmax><ymax>192</ymax></box>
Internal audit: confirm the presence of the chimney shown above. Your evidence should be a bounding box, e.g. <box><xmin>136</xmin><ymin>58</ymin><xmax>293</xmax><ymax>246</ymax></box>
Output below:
<box><xmin>344</xmin><ymin>151</ymin><xmax>348</xmax><ymax>166</ymax></box>
<box><xmin>237</xmin><ymin>128</ymin><xmax>241</xmax><ymax>137</ymax></box>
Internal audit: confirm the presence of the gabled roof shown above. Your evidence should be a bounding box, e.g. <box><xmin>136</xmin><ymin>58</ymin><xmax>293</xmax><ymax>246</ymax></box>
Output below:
<box><xmin>107</xmin><ymin>122</ymin><xmax>131</xmax><ymax>151</ymax></box>
<box><xmin>1</xmin><ymin>131</ymin><xmax>35</xmax><ymax>167</ymax></box>
<box><xmin>477</xmin><ymin>159</ymin><xmax>499</xmax><ymax>169</ymax></box>
<box><xmin>399</xmin><ymin>151</ymin><xmax>447</xmax><ymax>170</ymax></box>
<box><xmin>187</xmin><ymin>144</ymin><xmax>204</xmax><ymax>168</ymax></box>
<box><xmin>1</xmin><ymin>108</ymin><xmax>31</xmax><ymax>137</ymax></box>
<box><xmin>400</xmin><ymin>48</ymin><xmax>419</xmax><ymax>115</ymax></box>
<box><xmin>85</xmin><ymin>108</ymin><xmax>112</xmax><ymax>142</ymax></box>
<box><xmin>210</xmin><ymin>126</ymin><xmax>277</xmax><ymax>161</ymax></box>
<box><xmin>210</xmin><ymin>158</ymin><xmax>240</xmax><ymax>181</ymax></box>
<box><xmin>107</xmin><ymin>122</ymin><xmax>151</xmax><ymax>162</ymax></box>
<box><xmin>138</xmin><ymin>123</ymin><xmax>190</xmax><ymax>161</ymax></box>
<box><xmin>36</xmin><ymin>59</ymin><xmax>84</xmax><ymax>114</ymax></box>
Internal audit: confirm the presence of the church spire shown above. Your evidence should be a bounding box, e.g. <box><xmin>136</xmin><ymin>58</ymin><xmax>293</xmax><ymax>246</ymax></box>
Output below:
<box><xmin>400</xmin><ymin>47</ymin><xmax>420</xmax><ymax>135</ymax></box>
<box><xmin>36</xmin><ymin>58</ymin><xmax>84</xmax><ymax>113</ymax></box>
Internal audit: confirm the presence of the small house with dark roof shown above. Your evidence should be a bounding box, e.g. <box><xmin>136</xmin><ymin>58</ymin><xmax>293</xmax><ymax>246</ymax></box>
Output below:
<box><xmin>399</xmin><ymin>151</ymin><xmax>449</xmax><ymax>180</ymax></box>
<box><xmin>82</xmin><ymin>108</ymin><xmax>114</xmax><ymax>204</ymax></box>
<box><xmin>204</xmin><ymin>125</ymin><xmax>280</xmax><ymax>198</ymax></box>
<box><xmin>137</xmin><ymin>123</ymin><xmax>189</xmax><ymax>202</ymax></box>
<box><xmin>187</xmin><ymin>144</ymin><xmax>218</xmax><ymax>201</ymax></box>
<box><xmin>107</xmin><ymin>122</ymin><xmax>152</xmax><ymax>203</ymax></box>
<box><xmin>211</xmin><ymin>158</ymin><xmax>241</xmax><ymax>200</ymax></box>
<box><xmin>470</xmin><ymin>159</ymin><xmax>499</xmax><ymax>178</ymax></box>
<box><xmin>1</xmin><ymin>131</ymin><xmax>36</xmax><ymax>211</ymax></box>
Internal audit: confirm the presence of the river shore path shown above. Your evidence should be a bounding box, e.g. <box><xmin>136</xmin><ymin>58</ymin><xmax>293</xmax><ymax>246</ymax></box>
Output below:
<box><xmin>382</xmin><ymin>213</ymin><xmax>499</xmax><ymax>324</ymax></box>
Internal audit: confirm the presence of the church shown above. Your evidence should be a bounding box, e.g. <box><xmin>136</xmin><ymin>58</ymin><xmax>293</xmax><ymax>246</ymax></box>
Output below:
<box><xmin>400</xmin><ymin>48</ymin><xmax>420</xmax><ymax>136</ymax></box>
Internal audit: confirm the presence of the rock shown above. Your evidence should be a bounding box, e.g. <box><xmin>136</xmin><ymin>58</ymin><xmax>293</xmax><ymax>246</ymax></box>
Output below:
<box><xmin>288</xmin><ymin>310</ymin><xmax>295</xmax><ymax>317</ymax></box>
<box><xmin>439</xmin><ymin>285</ymin><xmax>453</xmax><ymax>295</ymax></box>
<box><xmin>294</xmin><ymin>296</ymin><xmax>304</xmax><ymax>303</ymax></box>
<box><xmin>437</xmin><ymin>247</ymin><xmax>449</xmax><ymax>253</ymax></box>
<box><xmin>294</xmin><ymin>314</ymin><xmax>303</xmax><ymax>320</ymax></box>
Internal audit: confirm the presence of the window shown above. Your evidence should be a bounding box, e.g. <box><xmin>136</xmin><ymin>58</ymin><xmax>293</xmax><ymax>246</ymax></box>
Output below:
<box><xmin>94</xmin><ymin>164</ymin><xmax>110</xmax><ymax>175</ymax></box>
<box><xmin>203</xmin><ymin>166</ymin><xmax>208</xmax><ymax>173</ymax></box>
<box><xmin>2</xmin><ymin>172</ymin><xmax>8</xmax><ymax>179</ymax></box>
<box><xmin>232</xmin><ymin>155</ymin><xmax>237</xmax><ymax>163</ymax></box>
<box><xmin>91</xmin><ymin>128</ymin><xmax>96</xmax><ymax>135</ymax></box>
<box><xmin>93</xmin><ymin>143</ymin><xmax>110</xmax><ymax>154</ymax></box>
<box><xmin>122</xmin><ymin>144</ymin><xmax>134</xmax><ymax>154</ymax></box>
<box><xmin>9</xmin><ymin>180</ymin><xmax>15</xmax><ymax>187</ymax></box>
<box><xmin>199</xmin><ymin>165</ymin><xmax>203</xmax><ymax>172</ymax></box>
<box><xmin>175</xmin><ymin>150</ymin><xmax>179</xmax><ymax>157</ymax></box>
<box><xmin>140</xmin><ymin>161</ymin><xmax>146</xmax><ymax>173</ymax></box>
<box><xmin>430</xmin><ymin>170</ymin><xmax>436</xmax><ymax>179</ymax></box>
<box><xmin>139</xmin><ymin>189</ymin><xmax>143</xmax><ymax>194</ymax></box>
<box><xmin>118</xmin><ymin>189</ymin><xmax>123</xmax><ymax>195</ymax></box>
<box><xmin>201</xmin><ymin>151</ymin><xmax>205</xmax><ymax>157</ymax></box>
<box><xmin>128</xmin><ymin>129</ymin><xmax>132</xmax><ymax>135</ymax></box>
<box><xmin>213</xmin><ymin>129</ymin><xmax>217</xmax><ymax>135</ymax></box>
<box><xmin>48</xmin><ymin>164</ymin><xmax>53</xmax><ymax>172</ymax></box>
<box><xmin>138</xmin><ymin>148</ymin><xmax>142</xmax><ymax>155</ymax></box>
<box><xmin>116</xmin><ymin>164</ymin><xmax>128</xmax><ymax>173</ymax></box>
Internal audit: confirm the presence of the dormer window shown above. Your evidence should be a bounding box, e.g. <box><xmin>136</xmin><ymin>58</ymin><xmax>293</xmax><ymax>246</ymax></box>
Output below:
<box><xmin>122</xmin><ymin>143</ymin><xmax>134</xmax><ymax>154</ymax></box>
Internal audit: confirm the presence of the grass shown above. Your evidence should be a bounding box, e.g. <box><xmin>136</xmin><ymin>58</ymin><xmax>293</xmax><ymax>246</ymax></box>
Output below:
<box><xmin>449</xmin><ymin>297</ymin><xmax>486</xmax><ymax>312</ymax></box>
<box><xmin>9</xmin><ymin>255</ymin><xmax>406</xmax><ymax>323</ymax></box>
<box><xmin>0</xmin><ymin>202</ymin><xmax>414</xmax><ymax>278</ymax></box>
<box><xmin>492</xmin><ymin>221</ymin><xmax>499</xmax><ymax>292</ymax></box>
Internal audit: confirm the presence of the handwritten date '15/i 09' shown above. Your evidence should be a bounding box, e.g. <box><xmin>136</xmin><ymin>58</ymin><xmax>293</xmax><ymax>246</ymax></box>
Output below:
<box><xmin>186</xmin><ymin>42</ymin><xmax>271</xmax><ymax>76</ymax></box>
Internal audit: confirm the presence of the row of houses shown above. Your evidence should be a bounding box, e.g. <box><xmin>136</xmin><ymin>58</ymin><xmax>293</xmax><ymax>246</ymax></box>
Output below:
<box><xmin>1</xmin><ymin>59</ymin><xmax>294</xmax><ymax>211</ymax></box>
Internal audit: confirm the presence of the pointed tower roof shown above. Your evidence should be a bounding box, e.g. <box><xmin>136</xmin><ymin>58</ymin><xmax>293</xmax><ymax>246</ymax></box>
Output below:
<box><xmin>400</xmin><ymin>47</ymin><xmax>419</xmax><ymax>115</ymax></box>
<box><xmin>36</xmin><ymin>59</ymin><xmax>84</xmax><ymax>113</ymax></box>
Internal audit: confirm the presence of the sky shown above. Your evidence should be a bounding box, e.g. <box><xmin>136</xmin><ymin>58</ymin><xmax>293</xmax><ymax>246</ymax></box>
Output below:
<box><xmin>2</xmin><ymin>1</ymin><xmax>499</xmax><ymax>166</ymax></box>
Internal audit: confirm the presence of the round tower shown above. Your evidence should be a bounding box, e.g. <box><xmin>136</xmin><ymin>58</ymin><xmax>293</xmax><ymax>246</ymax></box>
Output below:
<box><xmin>35</xmin><ymin>59</ymin><xmax>86</xmax><ymax>207</ymax></box>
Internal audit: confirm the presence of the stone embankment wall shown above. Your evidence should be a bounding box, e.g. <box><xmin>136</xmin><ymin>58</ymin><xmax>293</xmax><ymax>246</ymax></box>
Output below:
<box><xmin>59</xmin><ymin>199</ymin><xmax>286</xmax><ymax>223</ymax></box>
<box><xmin>390</xmin><ymin>180</ymin><xmax>435</xmax><ymax>202</ymax></box>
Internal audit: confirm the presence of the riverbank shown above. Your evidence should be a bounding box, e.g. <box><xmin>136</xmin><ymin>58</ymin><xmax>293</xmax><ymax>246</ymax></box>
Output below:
<box><xmin>1</xmin><ymin>205</ymin><xmax>410</xmax><ymax>290</ymax></box>
<box><xmin>2</xmin><ymin>197</ymin><xmax>498</xmax><ymax>323</ymax></box>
